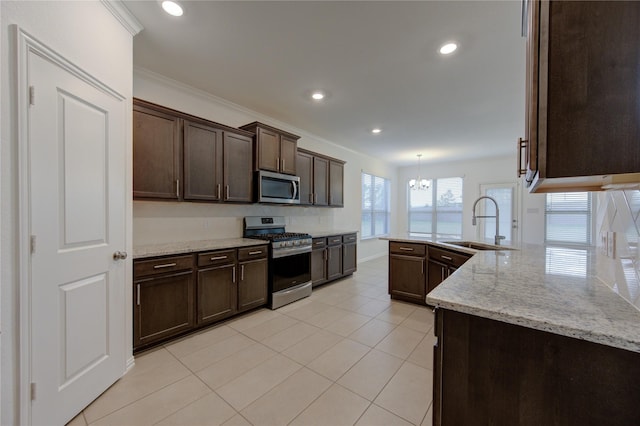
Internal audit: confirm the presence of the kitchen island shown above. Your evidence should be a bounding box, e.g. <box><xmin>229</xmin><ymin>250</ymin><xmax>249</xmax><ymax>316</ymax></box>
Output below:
<box><xmin>384</xmin><ymin>237</ymin><xmax>640</xmax><ymax>425</ymax></box>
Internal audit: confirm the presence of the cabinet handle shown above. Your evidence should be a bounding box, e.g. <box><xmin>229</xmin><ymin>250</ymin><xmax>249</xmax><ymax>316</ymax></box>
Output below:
<box><xmin>441</xmin><ymin>268</ymin><xmax>445</xmax><ymax>281</ymax></box>
<box><xmin>421</xmin><ymin>260</ymin><xmax>424</xmax><ymax>275</ymax></box>
<box><xmin>241</xmin><ymin>264</ymin><xmax>245</xmax><ymax>281</ymax></box>
<box><xmin>399</xmin><ymin>247</ymin><xmax>414</xmax><ymax>252</ymax></box>
<box><xmin>136</xmin><ymin>284</ymin><xmax>140</xmax><ymax>306</ymax></box>
<box><xmin>226</xmin><ymin>185</ymin><xmax>230</xmax><ymax>200</ymax></box>
<box><xmin>232</xmin><ymin>266</ymin><xmax>236</xmax><ymax>283</ymax></box>
<box><xmin>248</xmin><ymin>250</ymin><xmax>262</xmax><ymax>255</ymax></box>
<box><xmin>310</xmin><ymin>193</ymin><xmax>314</xmax><ymax>204</ymax></box>
<box><xmin>217</xmin><ymin>183</ymin><xmax>221</xmax><ymax>199</ymax></box>
<box><xmin>277</xmin><ymin>157</ymin><xmax>280</xmax><ymax>171</ymax></box>
<box><xmin>210</xmin><ymin>255</ymin><xmax>227</xmax><ymax>261</ymax></box>
<box><xmin>176</xmin><ymin>179</ymin><xmax>180</xmax><ymax>198</ymax></box>
<box><xmin>282</xmin><ymin>158</ymin><xmax>285</xmax><ymax>171</ymax></box>
<box><xmin>153</xmin><ymin>262</ymin><xmax>176</xmax><ymax>269</ymax></box>
<box><xmin>517</xmin><ymin>138</ymin><xmax>528</xmax><ymax>177</ymax></box>
<box><xmin>441</xmin><ymin>255</ymin><xmax>453</xmax><ymax>261</ymax></box>
<box><xmin>314</xmin><ymin>193</ymin><xmax>317</xmax><ymax>204</ymax></box>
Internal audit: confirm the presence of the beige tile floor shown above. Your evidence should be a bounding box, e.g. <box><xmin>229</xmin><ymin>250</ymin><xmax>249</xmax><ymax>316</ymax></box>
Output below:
<box><xmin>68</xmin><ymin>256</ymin><xmax>435</xmax><ymax>426</ymax></box>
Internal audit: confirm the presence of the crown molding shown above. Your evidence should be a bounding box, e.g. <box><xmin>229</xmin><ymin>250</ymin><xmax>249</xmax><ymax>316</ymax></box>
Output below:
<box><xmin>101</xmin><ymin>0</ymin><xmax>143</xmax><ymax>36</ymax></box>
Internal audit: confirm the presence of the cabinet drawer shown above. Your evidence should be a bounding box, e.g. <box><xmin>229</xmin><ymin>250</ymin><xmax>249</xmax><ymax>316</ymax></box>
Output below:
<box><xmin>238</xmin><ymin>245</ymin><xmax>268</xmax><ymax>261</ymax></box>
<box><xmin>327</xmin><ymin>235</ymin><xmax>342</xmax><ymax>246</ymax></box>
<box><xmin>389</xmin><ymin>242</ymin><xmax>426</xmax><ymax>256</ymax></box>
<box><xmin>134</xmin><ymin>255</ymin><xmax>194</xmax><ymax>278</ymax></box>
<box><xmin>342</xmin><ymin>233</ymin><xmax>357</xmax><ymax>244</ymax></box>
<box><xmin>312</xmin><ymin>238</ymin><xmax>327</xmax><ymax>249</ymax></box>
<box><xmin>198</xmin><ymin>249</ymin><xmax>236</xmax><ymax>268</ymax></box>
<box><xmin>429</xmin><ymin>247</ymin><xmax>470</xmax><ymax>268</ymax></box>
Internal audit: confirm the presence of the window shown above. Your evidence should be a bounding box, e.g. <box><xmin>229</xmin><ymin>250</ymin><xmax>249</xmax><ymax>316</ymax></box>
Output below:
<box><xmin>545</xmin><ymin>192</ymin><xmax>592</xmax><ymax>245</ymax></box>
<box><xmin>409</xmin><ymin>177</ymin><xmax>463</xmax><ymax>239</ymax></box>
<box><xmin>361</xmin><ymin>173</ymin><xmax>390</xmax><ymax>239</ymax></box>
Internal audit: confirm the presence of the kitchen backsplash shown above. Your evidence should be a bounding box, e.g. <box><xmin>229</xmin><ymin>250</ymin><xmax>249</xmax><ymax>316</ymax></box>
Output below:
<box><xmin>596</xmin><ymin>189</ymin><xmax>640</xmax><ymax>312</ymax></box>
<box><xmin>133</xmin><ymin>201</ymin><xmax>338</xmax><ymax>245</ymax></box>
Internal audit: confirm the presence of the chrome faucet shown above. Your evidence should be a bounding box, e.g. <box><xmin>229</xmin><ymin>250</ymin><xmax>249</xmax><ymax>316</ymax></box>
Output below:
<box><xmin>472</xmin><ymin>196</ymin><xmax>505</xmax><ymax>245</ymax></box>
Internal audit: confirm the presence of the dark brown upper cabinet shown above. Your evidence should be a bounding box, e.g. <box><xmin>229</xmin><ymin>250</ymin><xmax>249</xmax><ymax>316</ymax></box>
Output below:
<box><xmin>519</xmin><ymin>1</ymin><xmax>640</xmax><ymax>192</ymax></box>
<box><xmin>296</xmin><ymin>148</ymin><xmax>343</xmax><ymax>207</ymax></box>
<box><xmin>183</xmin><ymin>120</ymin><xmax>223</xmax><ymax>201</ymax></box>
<box><xmin>296</xmin><ymin>149</ymin><xmax>329</xmax><ymax>206</ymax></box>
<box><xmin>239</xmin><ymin>122</ymin><xmax>300</xmax><ymax>175</ymax></box>
<box><xmin>133</xmin><ymin>103</ymin><xmax>182</xmax><ymax>200</ymax></box>
<box><xmin>133</xmin><ymin>99</ymin><xmax>254</xmax><ymax>203</ymax></box>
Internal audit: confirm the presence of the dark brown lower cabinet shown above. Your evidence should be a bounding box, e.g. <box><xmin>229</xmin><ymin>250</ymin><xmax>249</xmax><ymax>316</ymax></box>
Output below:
<box><xmin>133</xmin><ymin>270</ymin><xmax>194</xmax><ymax>350</ymax></box>
<box><xmin>238</xmin><ymin>258</ymin><xmax>268</xmax><ymax>312</ymax></box>
<box><xmin>311</xmin><ymin>238</ymin><xmax>328</xmax><ymax>287</ymax></box>
<box><xmin>327</xmin><ymin>244</ymin><xmax>343</xmax><ymax>280</ymax></box>
<box><xmin>197</xmin><ymin>263</ymin><xmax>237</xmax><ymax>325</ymax></box>
<box><xmin>342</xmin><ymin>233</ymin><xmax>357</xmax><ymax>275</ymax></box>
<box><xmin>389</xmin><ymin>254</ymin><xmax>425</xmax><ymax>303</ymax></box>
<box><xmin>433</xmin><ymin>309</ymin><xmax>640</xmax><ymax>426</ymax></box>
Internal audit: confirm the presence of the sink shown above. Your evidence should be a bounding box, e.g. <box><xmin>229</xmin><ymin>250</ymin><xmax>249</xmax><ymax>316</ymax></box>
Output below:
<box><xmin>440</xmin><ymin>241</ymin><xmax>515</xmax><ymax>251</ymax></box>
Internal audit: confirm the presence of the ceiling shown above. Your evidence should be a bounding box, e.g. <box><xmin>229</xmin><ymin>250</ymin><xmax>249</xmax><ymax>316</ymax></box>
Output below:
<box><xmin>123</xmin><ymin>0</ymin><xmax>526</xmax><ymax>167</ymax></box>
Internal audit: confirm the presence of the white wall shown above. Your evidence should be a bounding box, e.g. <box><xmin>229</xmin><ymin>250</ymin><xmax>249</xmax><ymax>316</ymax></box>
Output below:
<box><xmin>396</xmin><ymin>154</ymin><xmax>547</xmax><ymax>244</ymax></box>
<box><xmin>1</xmin><ymin>2</ymin><xmax>134</xmax><ymax>424</ymax></box>
<box><xmin>133</xmin><ymin>68</ymin><xmax>398</xmax><ymax>261</ymax></box>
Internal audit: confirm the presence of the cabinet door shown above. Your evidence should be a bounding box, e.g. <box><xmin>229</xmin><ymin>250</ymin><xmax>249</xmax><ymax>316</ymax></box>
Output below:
<box><xmin>342</xmin><ymin>242</ymin><xmax>357</xmax><ymax>276</ymax></box>
<box><xmin>427</xmin><ymin>259</ymin><xmax>447</xmax><ymax>294</ymax></box>
<box><xmin>327</xmin><ymin>245</ymin><xmax>343</xmax><ymax>280</ymax></box>
<box><xmin>183</xmin><ymin>120</ymin><xmax>223</xmax><ymax>201</ymax></box>
<box><xmin>256</xmin><ymin>127</ymin><xmax>280</xmax><ymax>172</ymax></box>
<box><xmin>223</xmin><ymin>132</ymin><xmax>253</xmax><ymax>203</ymax></box>
<box><xmin>133</xmin><ymin>103</ymin><xmax>181</xmax><ymax>200</ymax></box>
<box><xmin>521</xmin><ymin>0</ymin><xmax>539</xmax><ymax>185</ymax></box>
<box><xmin>389</xmin><ymin>254</ymin><xmax>425</xmax><ymax>303</ymax></box>
<box><xmin>329</xmin><ymin>160</ymin><xmax>344</xmax><ymax>207</ymax></box>
<box><xmin>296</xmin><ymin>151</ymin><xmax>313</xmax><ymax>205</ymax></box>
<box><xmin>197</xmin><ymin>264</ymin><xmax>237</xmax><ymax>325</ymax></box>
<box><xmin>313</xmin><ymin>156</ymin><xmax>329</xmax><ymax>206</ymax></box>
<box><xmin>311</xmin><ymin>248</ymin><xmax>327</xmax><ymax>287</ymax></box>
<box><xmin>134</xmin><ymin>270</ymin><xmax>194</xmax><ymax>350</ymax></box>
<box><xmin>238</xmin><ymin>259</ymin><xmax>268</xmax><ymax>312</ymax></box>
<box><xmin>279</xmin><ymin>136</ymin><xmax>297</xmax><ymax>175</ymax></box>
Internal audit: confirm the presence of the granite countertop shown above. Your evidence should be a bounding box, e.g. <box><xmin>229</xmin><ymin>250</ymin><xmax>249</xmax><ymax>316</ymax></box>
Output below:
<box><xmin>383</xmin><ymin>236</ymin><xmax>640</xmax><ymax>353</ymax></box>
<box><xmin>303</xmin><ymin>230</ymin><xmax>359</xmax><ymax>238</ymax></box>
<box><xmin>133</xmin><ymin>238</ymin><xmax>268</xmax><ymax>259</ymax></box>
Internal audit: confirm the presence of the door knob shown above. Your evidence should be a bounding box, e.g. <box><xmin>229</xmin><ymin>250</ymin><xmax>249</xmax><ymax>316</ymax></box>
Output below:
<box><xmin>113</xmin><ymin>251</ymin><xmax>128</xmax><ymax>261</ymax></box>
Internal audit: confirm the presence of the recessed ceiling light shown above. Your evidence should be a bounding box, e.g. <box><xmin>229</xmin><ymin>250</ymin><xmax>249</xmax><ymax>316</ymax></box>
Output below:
<box><xmin>311</xmin><ymin>92</ymin><xmax>325</xmax><ymax>100</ymax></box>
<box><xmin>439</xmin><ymin>42</ymin><xmax>458</xmax><ymax>55</ymax></box>
<box><xmin>372</xmin><ymin>128</ymin><xmax>382</xmax><ymax>134</ymax></box>
<box><xmin>162</xmin><ymin>0</ymin><xmax>183</xmax><ymax>17</ymax></box>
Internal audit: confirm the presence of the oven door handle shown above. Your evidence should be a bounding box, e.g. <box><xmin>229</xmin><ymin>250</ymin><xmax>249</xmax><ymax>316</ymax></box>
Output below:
<box><xmin>272</xmin><ymin>245</ymin><xmax>312</xmax><ymax>259</ymax></box>
<box><xmin>291</xmin><ymin>180</ymin><xmax>298</xmax><ymax>201</ymax></box>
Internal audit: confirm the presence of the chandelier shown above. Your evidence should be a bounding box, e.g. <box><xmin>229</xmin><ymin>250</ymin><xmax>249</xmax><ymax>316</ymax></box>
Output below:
<box><xmin>409</xmin><ymin>154</ymin><xmax>429</xmax><ymax>190</ymax></box>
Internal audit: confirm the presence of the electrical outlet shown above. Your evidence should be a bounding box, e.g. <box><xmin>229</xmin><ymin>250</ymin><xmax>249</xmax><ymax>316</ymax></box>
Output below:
<box><xmin>607</xmin><ymin>232</ymin><xmax>616</xmax><ymax>259</ymax></box>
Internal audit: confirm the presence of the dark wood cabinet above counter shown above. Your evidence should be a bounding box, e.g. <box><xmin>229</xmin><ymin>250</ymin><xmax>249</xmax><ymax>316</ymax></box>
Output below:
<box><xmin>296</xmin><ymin>148</ymin><xmax>345</xmax><ymax>207</ymax></box>
<box><xmin>518</xmin><ymin>1</ymin><xmax>640</xmax><ymax>192</ymax></box>
<box><xmin>133</xmin><ymin>99</ymin><xmax>347</xmax><ymax>207</ymax></box>
<box><xmin>239</xmin><ymin>122</ymin><xmax>300</xmax><ymax>175</ymax></box>
<box><xmin>133</xmin><ymin>99</ymin><xmax>254</xmax><ymax>203</ymax></box>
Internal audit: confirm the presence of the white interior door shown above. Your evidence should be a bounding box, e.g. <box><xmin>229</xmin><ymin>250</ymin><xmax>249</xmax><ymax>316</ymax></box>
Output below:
<box><xmin>478</xmin><ymin>183</ymin><xmax>519</xmax><ymax>245</ymax></box>
<box><xmin>28</xmin><ymin>49</ymin><xmax>126</xmax><ymax>425</ymax></box>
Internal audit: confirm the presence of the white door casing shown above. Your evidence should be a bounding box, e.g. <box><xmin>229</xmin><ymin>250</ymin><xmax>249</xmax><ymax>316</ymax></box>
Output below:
<box><xmin>478</xmin><ymin>182</ymin><xmax>521</xmax><ymax>245</ymax></box>
<box><xmin>18</xmin><ymin>29</ymin><xmax>127</xmax><ymax>425</ymax></box>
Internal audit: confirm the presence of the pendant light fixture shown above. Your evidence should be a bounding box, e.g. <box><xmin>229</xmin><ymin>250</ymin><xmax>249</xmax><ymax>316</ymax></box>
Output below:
<box><xmin>409</xmin><ymin>154</ymin><xmax>430</xmax><ymax>190</ymax></box>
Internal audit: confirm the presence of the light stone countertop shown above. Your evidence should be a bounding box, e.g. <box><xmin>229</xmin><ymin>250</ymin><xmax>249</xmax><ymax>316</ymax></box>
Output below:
<box><xmin>383</xmin><ymin>236</ymin><xmax>640</xmax><ymax>353</ymax></box>
<box><xmin>305</xmin><ymin>230</ymin><xmax>359</xmax><ymax>238</ymax></box>
<box><xmin>133</xmin><ymin>238</ymin><xmax>268</xmax><ymax>259</ymax></box>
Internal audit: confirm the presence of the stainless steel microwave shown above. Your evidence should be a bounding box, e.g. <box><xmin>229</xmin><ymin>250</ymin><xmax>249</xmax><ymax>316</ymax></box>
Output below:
<box><xmin>256</xmin><ymin>170</ymin><xmax>300</xmax><ymax>204</ymax></box>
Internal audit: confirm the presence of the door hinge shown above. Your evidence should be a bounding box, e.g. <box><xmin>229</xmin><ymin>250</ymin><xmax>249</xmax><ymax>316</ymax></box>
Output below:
<box><xmin>30</xmin><ymin>382</ymin><xmax>36</xmax><ymax>401</ymax></box>
<box><xmin>30</xmin><ymin>235</ymin><xmax>36</xmax><ymax>254</ymax></box>
<box><xmin>29</xmin><ymin>86</ymin><xmax>35</xmax><ymax>106</ymax></box>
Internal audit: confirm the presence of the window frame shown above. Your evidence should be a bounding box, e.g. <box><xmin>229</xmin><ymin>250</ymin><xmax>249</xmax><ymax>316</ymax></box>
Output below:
<box><xmin>544</xmin><ymin>192</ymin><xmax>594</xmax><ymax>246</ymax></box>
<box><xmin>408</xmin><ymin>176</ymin><xmax>464</xmax><ymax>239</ymax></box>
<box><xmin>361</xmin><ymin>172</ymin><xmax>391</xmax><ymax>240</ymax></box>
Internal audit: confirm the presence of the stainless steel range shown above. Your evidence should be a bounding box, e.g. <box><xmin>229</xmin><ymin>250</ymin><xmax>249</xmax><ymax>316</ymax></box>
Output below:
<box><xmin>243</xmin><ymin>216</ymin><xmax>312</xmax><ymax>309</ymax></box>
